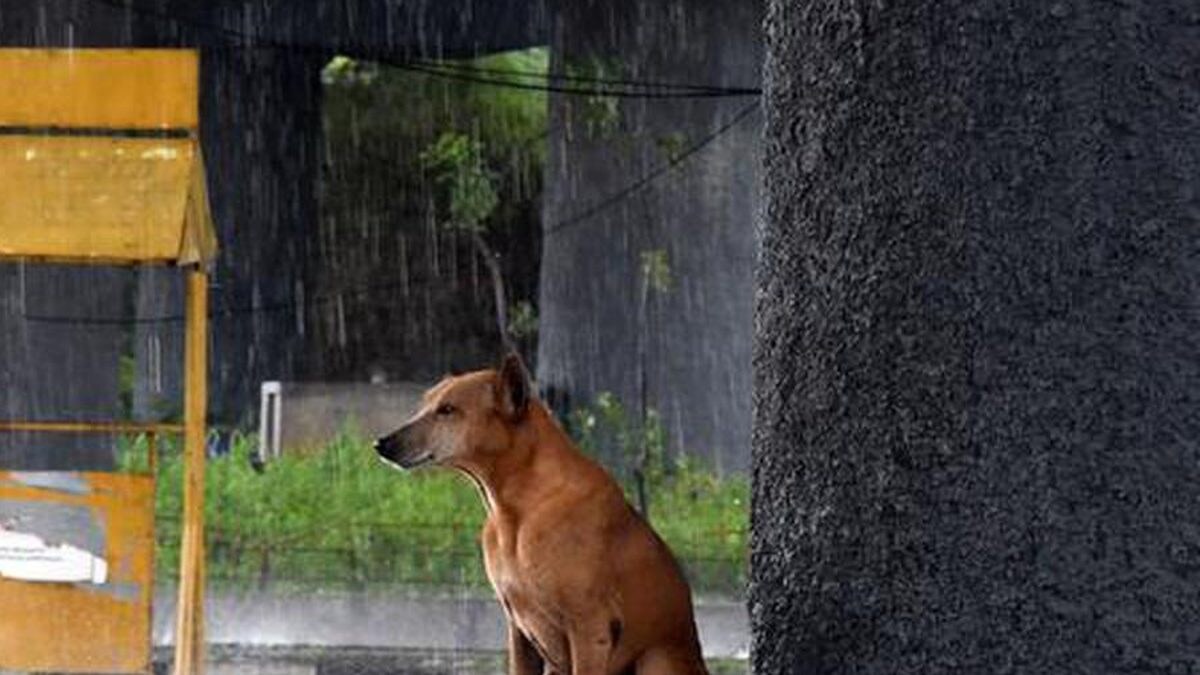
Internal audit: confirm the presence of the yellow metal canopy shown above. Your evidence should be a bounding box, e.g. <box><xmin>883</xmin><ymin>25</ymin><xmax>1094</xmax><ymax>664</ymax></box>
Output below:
<box><xmin>0</xmin><ymin>49</ymin><xmax>198</xmax><ymax>129</ymax></box>
<box><xmin>0</xmin><ymin>49</ymin><xmax>216</xmax><ymax>267</ymax></box>
<box><xmin>0</xmin><ymin>48</ymin><xmax>215</xmax><ymax>675</ymax></box>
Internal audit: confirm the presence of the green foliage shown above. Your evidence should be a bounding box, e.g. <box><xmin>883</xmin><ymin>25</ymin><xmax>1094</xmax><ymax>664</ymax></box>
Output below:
<box><xmin>655</xmin><ymin>132</ymin><xmax>688</xmax><ymax>164</ymax></box>
<box><xmin>152</xmin><ymin>429</ymin><xmax>488</xmax><ymax>590</ymax></box>
<box><xmin>143</xmin><ymin>420</ymin><xmax>746</xmax><ymax>595</ymax></box>
<box><xmin>571</xmin><ymin>391</ymin><xmax>629</xmax><ymax>456</ymax></box>
<box><xmin>507</xmin><ymin>299</ymin><xmax>539</xmax><ymax>339</ymax></box>
<box><xmin>321</xmin><ymin>55</ymin><xmax>379</xmax><ymax>86</ymax></box>
<box><xmin>708</xmin><ymin>659</ymin><xmax>751</xmax><ymax>675</ymax></box>
<box><xmin>569</xmin><ymin>392</ymin><xmax>748</xmax><ymax>592</ymax></box>
<box><xmin>117</xmin><ymin>354</ymin><xmax>135</xmax><ymax>418</ymax></box>
<box><xmin>565</xmin><ymin>56</ymin><xmax>624</xmax><ymax>138</ymax></box>
<box><xmin>420</xmin><ymin>132</ymin><xmax>499</xmax><ymax>232</ymax></box>
<box><xmin>323</xmin><ymin>47</ymin><xmax>548</xmax><ymax>172</ymax></box>
<box><xmin>571</xmin><ymin>392</ymin><xmax>662</xmax><ymax>494</ymax></box>
<box><xmin>320</xmin><ymin>47</ymin><xmax>549</xmax><ymax>274</ymax></box>
<box><xmin>649</xmin><ymin>453</ymin><xmax>748</xmax><ymax>593</ymax></box>
<box><xmin>460</xmin><ymin>48</ymin><xmax>550</xmax><ymax>155</ymax></box>
<box><xmin>640</xmin><ymin>249</ymin><xmax>673</xmax><ymax>294</ymax></box>
<box><xmin>114</xmin><ymin>433</ymin><xmax>154</xmax><ymax>474</ymax></box>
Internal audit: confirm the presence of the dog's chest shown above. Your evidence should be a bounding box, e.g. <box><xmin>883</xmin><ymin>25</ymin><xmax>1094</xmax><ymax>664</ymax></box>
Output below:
<box><xmin>483</xmin><ymin>529</ymin><xmax>570</xmax><ymax>667</ymax></box>
<box><xmin>500</xmin><ymin>577</ymin><xmax>568</xmax><ymax>662</ymax></box>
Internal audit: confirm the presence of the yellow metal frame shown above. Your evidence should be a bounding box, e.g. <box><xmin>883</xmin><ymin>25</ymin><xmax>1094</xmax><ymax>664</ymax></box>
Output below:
<box><xmin>176</xmin><ymin>269</ymin><xmax>209</xmax><ymax>675</ymax></box>
<box><xmin>0</xmin><ymin>470</ymin><xmax>158</xmax><ymax>673</ymax></box>
<box><xmin>0</xmin><ymin>48</ymin><xmax>214</xmax><ymax>675</ymax></box>
<box><xmin>0</xmin><ymin>421</ymin><xmax>182</xmax><ymax>475</ymax></box>
<box><xmin>0</xmin><ymin>278</ymin><xmax>209</xmax><ymax>674</ymax></box>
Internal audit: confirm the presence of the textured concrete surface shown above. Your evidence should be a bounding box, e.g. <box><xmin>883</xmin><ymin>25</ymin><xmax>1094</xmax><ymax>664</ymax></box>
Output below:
<box><xmin>754</xmin><ymin>1</ymin><xmax>1200</xmax><ymax>673</ymax></box>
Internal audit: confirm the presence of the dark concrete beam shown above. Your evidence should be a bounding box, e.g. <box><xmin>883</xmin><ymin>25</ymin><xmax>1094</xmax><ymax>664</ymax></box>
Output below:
<box><xmin>17</xmin><ymin>0</ymin><xmax>549</xmax><ymax>57</ymax></box>
<box><xmin>177</xmin><ymin>0</ymin><xmax>548</xmax><ymax>57</ymax></box>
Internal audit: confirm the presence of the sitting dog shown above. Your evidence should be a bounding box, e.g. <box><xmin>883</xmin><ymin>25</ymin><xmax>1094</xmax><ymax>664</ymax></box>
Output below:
<box><xmin>375</xmin><ymin>353</ymin><xmax>708</xmax><ymax>675</ymax></box>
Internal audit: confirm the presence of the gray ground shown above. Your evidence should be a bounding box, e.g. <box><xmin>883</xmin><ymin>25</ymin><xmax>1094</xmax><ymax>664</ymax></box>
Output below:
<box><xmin>150</xmin><ymin>590</ymin><xmax>748</xmax><ymax>674</ymax></box>
<box><xmin>151</xmin><ymin>645</ymin><xmax>748</xmax><ymax>675</ymax></box>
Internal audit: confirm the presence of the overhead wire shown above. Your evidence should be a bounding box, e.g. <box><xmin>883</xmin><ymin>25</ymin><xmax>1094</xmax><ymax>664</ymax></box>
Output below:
<box><xmin>84</xmin><ymin>0</ymin><xmax>761</xmax><ymax>98</ymax></box>
<box><xmin>408</xmin><ymin>59</ymin><xmax>759</xmax><ymax>96</ymax></box>
<box><xmin>545</xmin><ymin>101</ymin><xmax>760</xmax><ymax>237</ymax></box>
<box><xmin>382</xmin><ymin>62</ymin><xmax>759</xmax><ymax>99</ymax></box>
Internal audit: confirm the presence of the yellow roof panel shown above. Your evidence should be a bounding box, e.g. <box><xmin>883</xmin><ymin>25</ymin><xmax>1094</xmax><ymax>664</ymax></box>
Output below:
<box><xmin>0</xmin><ymin>49</ymin><xmax>198</xmax><ymax>130</ymax></box>
<box><xmin>0</xmin><ymin>135</ymin><xmax>217</xmax><ymax>266</ymax></box>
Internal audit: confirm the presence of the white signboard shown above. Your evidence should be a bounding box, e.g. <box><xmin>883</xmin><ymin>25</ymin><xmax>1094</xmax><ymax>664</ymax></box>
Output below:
<box><xmin>0</xmin><ymin>527</ymin><xmax>107</xmax><ymax>584</ymax></box>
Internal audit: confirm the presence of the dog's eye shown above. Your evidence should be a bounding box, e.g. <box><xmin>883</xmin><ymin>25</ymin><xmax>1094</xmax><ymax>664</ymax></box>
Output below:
<box><xmin>435</xmin><ymin>403</ymin><xmax>457</xmax><ymax>417</ymax></box>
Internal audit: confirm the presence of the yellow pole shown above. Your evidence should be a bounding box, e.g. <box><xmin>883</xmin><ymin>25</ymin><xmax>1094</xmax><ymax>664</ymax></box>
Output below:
<box><xmin>174</xmin><ymin>268</ymin><xmax>208</xmax><ymax>675</ymax></box>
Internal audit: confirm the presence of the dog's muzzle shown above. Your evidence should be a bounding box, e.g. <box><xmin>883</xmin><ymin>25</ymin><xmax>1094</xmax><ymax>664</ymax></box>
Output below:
<box><xmin>374</xmin><ymin>431</ymin><xmax>433</xmax><ymax>471</ymax></box>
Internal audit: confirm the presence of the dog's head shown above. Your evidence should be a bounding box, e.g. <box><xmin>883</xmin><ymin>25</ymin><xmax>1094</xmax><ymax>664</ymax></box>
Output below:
<box><xmin>375</xmin><ymin>352</ymin><xmax>533</xmax><ymax>471</ymax></box>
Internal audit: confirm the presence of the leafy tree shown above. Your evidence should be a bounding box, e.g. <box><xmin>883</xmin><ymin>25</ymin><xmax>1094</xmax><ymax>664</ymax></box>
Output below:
<box><xmin>421</xmin><ymin>132</ymin><xmax>513</xmax><ymax>350</ymax></box>
<box><xmin>320</xmin><ymin>49</ymin><xmax>547</xmax><ymax>374</ymax></box>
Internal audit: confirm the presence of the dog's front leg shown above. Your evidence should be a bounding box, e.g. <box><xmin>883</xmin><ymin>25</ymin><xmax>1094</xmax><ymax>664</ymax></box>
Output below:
<box><xmin>568</xmin><ymin>621</ymin><xmax>618</xmax><ymax>675</ymax></box>
<box><xmin>508</xmin><ymin>623</ymin><xmax>544</xmax><ymax>675</ymax></box>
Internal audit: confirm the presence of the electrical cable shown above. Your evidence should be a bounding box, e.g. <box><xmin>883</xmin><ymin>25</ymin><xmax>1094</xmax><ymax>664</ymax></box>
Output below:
<box><xmin>407</xmin><ymin>60</ymin><xmax>761</xmax><ymax>96</ymax></box>
<box><xmin>84</xmin><ymin>0</ymin><xmax>761</xmax><ymax>98</ymax></box>
<box><xmin>545</xmin><ymin>101</ymin><xmax>760</xmax><ymax>236</ymax></box>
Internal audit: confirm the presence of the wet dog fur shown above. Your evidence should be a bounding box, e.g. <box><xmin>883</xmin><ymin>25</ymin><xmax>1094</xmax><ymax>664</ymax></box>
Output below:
<box><xmin>375</xmin><ymin>354</ymin><xmax>708</xmax><ymax>675</ymax></box>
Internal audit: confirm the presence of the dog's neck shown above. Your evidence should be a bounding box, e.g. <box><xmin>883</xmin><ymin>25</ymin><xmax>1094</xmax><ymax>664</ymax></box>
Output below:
<box><xmin>450</xmin><ymin>402</ymin><xmax>584</xmax><ymax>519</ymax></box>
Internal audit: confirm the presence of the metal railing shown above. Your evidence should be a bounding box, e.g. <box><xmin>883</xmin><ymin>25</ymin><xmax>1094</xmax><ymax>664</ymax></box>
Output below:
<box><xmin>155</xmin><ymin>517</ymin><xmax>748</xmax><ymax>597</ymax></box>
<box><xmin>0</xmin><ymin>419</ymin><xmax>181</xmax><ymax>473</ymax></box>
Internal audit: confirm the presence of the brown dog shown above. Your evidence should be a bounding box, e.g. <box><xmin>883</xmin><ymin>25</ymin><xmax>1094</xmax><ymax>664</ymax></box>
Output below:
<box><xmin>375</xmin><ymin>353</ymin><xmax>708</xmax><ymax>675</ymax></box>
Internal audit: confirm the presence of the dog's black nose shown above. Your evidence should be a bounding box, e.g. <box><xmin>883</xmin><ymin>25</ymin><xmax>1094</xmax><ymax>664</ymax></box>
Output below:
<box><xmin>374</xmin><ymin>434</ymin><xmax>399</xmax><ymax>461</ymax></box>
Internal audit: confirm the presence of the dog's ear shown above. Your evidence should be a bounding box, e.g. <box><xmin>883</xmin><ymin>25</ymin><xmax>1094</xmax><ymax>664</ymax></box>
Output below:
<box><xmin>497</xmin><ymin>351</ymin><xmax>531</xmax><ymax>421</ymax></box>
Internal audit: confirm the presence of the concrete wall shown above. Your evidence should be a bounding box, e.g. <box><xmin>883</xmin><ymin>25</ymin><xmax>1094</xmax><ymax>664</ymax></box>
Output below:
<box><xmin>537</xmin><ymin>0</ymin><xmax>763</xmax><ymax>473</ymax></box>
<box><xmin>271</xmin><ymin>382</ymin><xmax>428</xmax><ymax>452</ymax></box>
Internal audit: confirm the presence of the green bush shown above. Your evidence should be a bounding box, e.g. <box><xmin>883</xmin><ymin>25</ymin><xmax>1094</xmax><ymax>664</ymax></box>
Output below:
<box><xmin>569</xmin><ymin>393</ymin><xmax>748</xmax><ymax>592</ymax></box>
<box><xmin>142</xmin><ymin>420</ymin><xmax>746</xmax><ymax>595</ymax></box>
